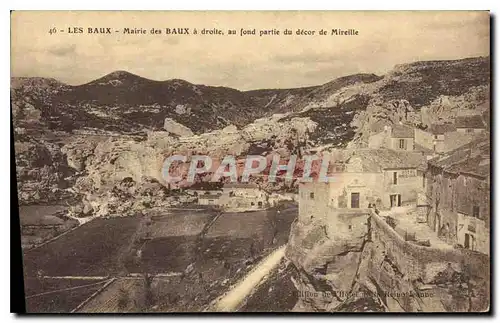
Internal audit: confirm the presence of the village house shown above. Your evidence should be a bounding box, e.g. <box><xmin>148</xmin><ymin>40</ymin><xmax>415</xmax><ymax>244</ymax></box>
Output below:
<box><xmin>195</xmin><ymin>182</ymin><xmax>270</xmax><ymax>211</ymax></box>
<box><xmin>197</xmin><ymin>193</ymin><xmax>223</xmax><ymax>206</ymax></box>
<box><xmin>414</xmin><ymin>121</ymin><xmax>483</xmax><ymax>154</ymax></box>
<box><xmin>368</xmin><ymin>124</ymin><xmax>415</xmax><ymax>151</ymax></box>
<box><xmin>185</xmin><ymin>181</ymin><xmax>223</xmax><ymax>197</ymax></box>
<box><xmin>414</xmin><ymin>123</ymin><xmax>456</xmax><ymax>154</ymax></box>
<box><xmin>454</xmin><ymin>115</ymin><xmax>486</xmax><ymax>134</ymax></box>
<box><xmin>220</xmin><ymin>183</ymin><xmax>269</xmax><ymax>210</ymax></box>
<box><xmin>425</xmin><ymin>135</ymin><xmax>490</xmax><ymax>255</ymax></box>
<box><xmin>298</xmin><ymin>149</ymin><xmax>426</xmax><ymax>224</ymax></box>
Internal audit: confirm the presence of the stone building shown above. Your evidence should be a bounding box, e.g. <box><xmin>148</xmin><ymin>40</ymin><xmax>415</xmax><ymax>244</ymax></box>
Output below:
<box><xmin>195</xmin><ymin>182</ymin><xmax>269</xmax><ymax>211</ymax></box>
<box><xmin>368</xmin><ymin>124</ymin><xmax>415</xmax><ymax>151</ymax></box>
<box><xmin>220</xmin><ymin>183</ymin><xmax>269</xmax><ymax>210</ymax></box>
<box><xmin>185</xmin><ymin>181</ymin><xmax>223</xmax><ymax>197</ymax></box>
<box><xmin>454</xmin><ymin>115</ymin><xmax>486</xmax><ymax>134</ymax></box>
<box><xmin>414</xmin><ymin>122</ymin><xmax>481</xmax><ymax>154</ymax></box>
<box><xmin>425</xmin><ymin>135</ymin><xmax>490</xmax><ymax>254</ymax></box>
<box><xmin>414</xmin><ymin>123</ymin><xmax>456</xmax><ymax>154</ymax></box>
<box><xmin>298</xmin><ymin>149</ymin><xmax>426</xmax><ymax>224</ymax></box>
<box><xmin>198</xmin><ymin>193</ymin><xmax>222</xmax><ymax>206</ymax></box>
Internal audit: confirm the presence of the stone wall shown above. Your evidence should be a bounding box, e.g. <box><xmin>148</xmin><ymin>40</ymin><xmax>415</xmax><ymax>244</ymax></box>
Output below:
<box><xmin>414</xmin><ymin>128</ymin><xmax>435</xmax><ymax>151</ymax></box>
<box><xmin>388</xmin><ymin>137</ymin><xmax>414</xmax><ymax>151</ymax></box>
<box><xmin>286</xmin><ymin>207</ymin><xmax>490</xmax><ymax>312</ymax></box>
<box><xmin>370</xmin><ymin>211</ymin><xmax>489</xmax><ymax>281</ymax></box>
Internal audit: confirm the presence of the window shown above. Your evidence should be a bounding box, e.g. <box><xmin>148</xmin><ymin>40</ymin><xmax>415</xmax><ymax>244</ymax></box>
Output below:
<box><xmin>399</xmin><ymin>139</ymin><xmax>405</xmax><ymax>149</ymax></box>
<box><xmin>393</xmin><ymin>172</ymin><xmax>398</xmax><ymax>185</ymax></box>
<box><xmin>466</xmin><ymin>128</ymin><xmax>474</xmax><ymax>133</ymax></box>
<box><xmin>473</xmin><ymin>205</ymin><xmax>480</xmax><ymax>218</ymax></box>
<box><xmin>434</xmin><ymin>135</ymin><xmax>438</xmax><ymax>139</ymax></box>
<box><xmin>251</xmin><ymin>202</ymin><xmax>255</xmax><ymax>206</ymax></box>
<box><xmin>423</xmin><ymin>173</ymin><xmax>426</xmax><ymax>189</ymax></box>
<box><xmin>310</xmin><ymin>192</ymin><xmax>315</xmax><ymax>199</ymax></box>
<box><xmin>390</xmin><ymin>194</ymin><xmax>402</xmax><ymax>207</ymax></box>
<box><xmin>348</xmin><ymin>225</ymin><xmax>352</xmax><ymax>230</ymax></box>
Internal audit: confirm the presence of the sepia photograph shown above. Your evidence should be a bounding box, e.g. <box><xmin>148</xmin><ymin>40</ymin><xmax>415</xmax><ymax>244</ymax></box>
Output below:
<box><xmin>10</xmin><ymin>10</ymin><xmax>491</xmax><ymax>313</ymax></box>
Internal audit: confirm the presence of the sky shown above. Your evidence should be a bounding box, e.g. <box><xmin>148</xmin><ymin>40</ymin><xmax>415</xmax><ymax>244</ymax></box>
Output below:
<box><xmin>11</xmin><ymin>11</ymin><xmax>490</xmax><ymax>90</ymax></box>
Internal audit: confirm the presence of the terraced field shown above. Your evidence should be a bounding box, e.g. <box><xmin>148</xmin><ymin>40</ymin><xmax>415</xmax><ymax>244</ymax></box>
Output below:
<box><xmin>24</xmin><ymin>277</ymin><xmax>110</xmax><ymax>313</ymax></box>
<box><xmin>23</xmin><ymin>216</ymin><xmax>142</xmax><ymax>276</ymax></box>
<box><xmin>22</xmin><ymin>205</ymin><xmax>299</xmax><ymax>312</ymax></box>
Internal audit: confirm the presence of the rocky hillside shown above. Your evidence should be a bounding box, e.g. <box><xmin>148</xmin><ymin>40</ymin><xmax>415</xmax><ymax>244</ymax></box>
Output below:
<box><xmin>12</xmin><ymin>56</ymin><xmax>489</xmax><ymax>140</ymax></box>
<box><xmin>276</xmin><ymin>57</ymin><xmax>490</xmax><ymax>148</ymax></box>
<box><xmin>12</xmin><ymin>71</ymin><xmax>320</xmax><ymax>135</ymax></box>
<box><xmin>12</xmin><ymin>56</ymin><xmax>490</xmax><ymax>206</ymax></box>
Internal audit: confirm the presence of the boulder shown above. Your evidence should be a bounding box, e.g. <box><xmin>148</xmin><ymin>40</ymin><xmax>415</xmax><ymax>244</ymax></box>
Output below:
<box><xmin>164</xmin><ymin>118</ymin><xmax>194</xmax><ymax>137</ymax></box>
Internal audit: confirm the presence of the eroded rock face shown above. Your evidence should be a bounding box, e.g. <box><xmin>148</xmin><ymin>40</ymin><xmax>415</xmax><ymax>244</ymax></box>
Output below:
<box><xmin>70</xmin><ymin>176</ymin><xmax>195</xmax><ymax>218</ymax></box>
<box><xmin>286</xmin><ymin>215</ymin><xmax>368</xmax><ymax>311</ymax></box>
<box><xmin>58</xmin><ymin>115</ymin><xmax>317</xmax><ymax>217</ymax></box>
<box><xmin>286</xmin><ymin>215</ymin><xmax>490</xmax><ymax>312</ymax></box>
<box><xmin>14</xmin><ymin>136</ymin><xmax>76</xmax><ymax>205</ymax></box>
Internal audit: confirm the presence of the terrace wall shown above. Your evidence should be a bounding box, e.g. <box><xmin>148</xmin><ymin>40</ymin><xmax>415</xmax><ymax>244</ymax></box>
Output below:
<box><xmin>369</xmin><ymin>210</ymin><xmax>489</xmax><ymax>282</ymax></box>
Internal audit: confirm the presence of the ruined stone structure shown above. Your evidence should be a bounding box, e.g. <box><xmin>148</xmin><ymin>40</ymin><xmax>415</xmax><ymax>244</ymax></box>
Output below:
<box><xmin>425</xmin><ymin>136</ymin><xmax>490</xmax><ymax>255</ymax></box>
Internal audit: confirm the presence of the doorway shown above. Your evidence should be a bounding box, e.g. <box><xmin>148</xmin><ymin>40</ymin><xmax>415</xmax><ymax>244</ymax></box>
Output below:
<box><xmin>434</xmin><ymin>213</ymin><xmax>441</xmax><ymax>233</ymax></box>
<box><xmin>464</xmin><ymin>233</ymin><xmax>475</xmax><ymax>250</ymax></box>
<box><xmin>390</xmin><ymin>194</ymin><xmax>401</xmax><ymax>207</ymax></box>
<box><xmin>351</xmin><ymin>192</ymin><xmax>360</xmax><ymax>208</ymax></box>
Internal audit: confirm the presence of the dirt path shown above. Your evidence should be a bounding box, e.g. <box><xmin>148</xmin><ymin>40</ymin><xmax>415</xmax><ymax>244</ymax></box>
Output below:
<box><xmin>211</xmin><ymin>245</ymin><xmax>286</xmax><ymax>312</ymax></box>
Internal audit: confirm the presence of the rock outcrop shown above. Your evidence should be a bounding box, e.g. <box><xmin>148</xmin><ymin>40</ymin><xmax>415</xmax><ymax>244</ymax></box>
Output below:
<box><xmin>286</xmin><ymin>211</ymin><xmax>490</xmax><ymax>312</ymax></box>
<box><xmin>163</xmin><ymin>118</ymin><xmax>194</xmax><ymax>137</ymax></box>
<box><xmin>12</xmin><ymin>56</ymin><xmax>490</xmax><ymax>216</ymax></box>
<box><xmin>14</xmin><ymin>136</ymin><xmax>76</xmax><ymax>205</ymax></box>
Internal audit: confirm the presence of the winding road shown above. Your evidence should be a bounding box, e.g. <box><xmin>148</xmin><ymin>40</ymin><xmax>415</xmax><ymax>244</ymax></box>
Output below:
<box><xmin>212</xmin><ymin>245</ymin><xmax>286</xmax><ymax>312</ymax></box>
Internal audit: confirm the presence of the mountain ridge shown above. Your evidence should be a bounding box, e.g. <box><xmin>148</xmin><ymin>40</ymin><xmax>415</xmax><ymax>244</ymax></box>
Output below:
<box><xmin>12</xmin><ymin>56</ymin><xmax>490</xmax><ymax>138</ymax></box>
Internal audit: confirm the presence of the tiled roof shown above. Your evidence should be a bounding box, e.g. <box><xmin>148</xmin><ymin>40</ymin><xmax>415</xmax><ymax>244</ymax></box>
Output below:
<box><xmin>455</xmin><ymin>115</ymin><xmax>485</xmax><ymax>129</ymax></box>
<box><xmin>428</xmin><ymin>123</ymin><xmax>456</xmax><ymax>135</ymax></box>
<box><xmin>429</xmin><ymin>134</ymin><xmax>490</xmax><ymax>178</ymax></box>
<box><xmin>345</xmin><ymin>149</ymin><xmax>426</xmax><ymax>172</ymax></box>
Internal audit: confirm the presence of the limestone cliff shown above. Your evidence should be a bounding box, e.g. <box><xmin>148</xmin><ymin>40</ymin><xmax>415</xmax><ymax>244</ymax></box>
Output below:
<box><xmin>56</xmin><ymin>115</ymin><xmax>316</xmax><ymax>217</ymax></box>
<box><xmin>285</xmin><ymin>211</ymin><xmax>490</xmax><ymax>312</ymax></box>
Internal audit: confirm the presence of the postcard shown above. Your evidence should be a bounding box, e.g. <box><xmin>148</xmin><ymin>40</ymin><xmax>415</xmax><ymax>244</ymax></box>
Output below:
<box><xmin>11</xmin><ymin>10</ymin><xmax>491</xmax><ymax>313</ymax></box>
